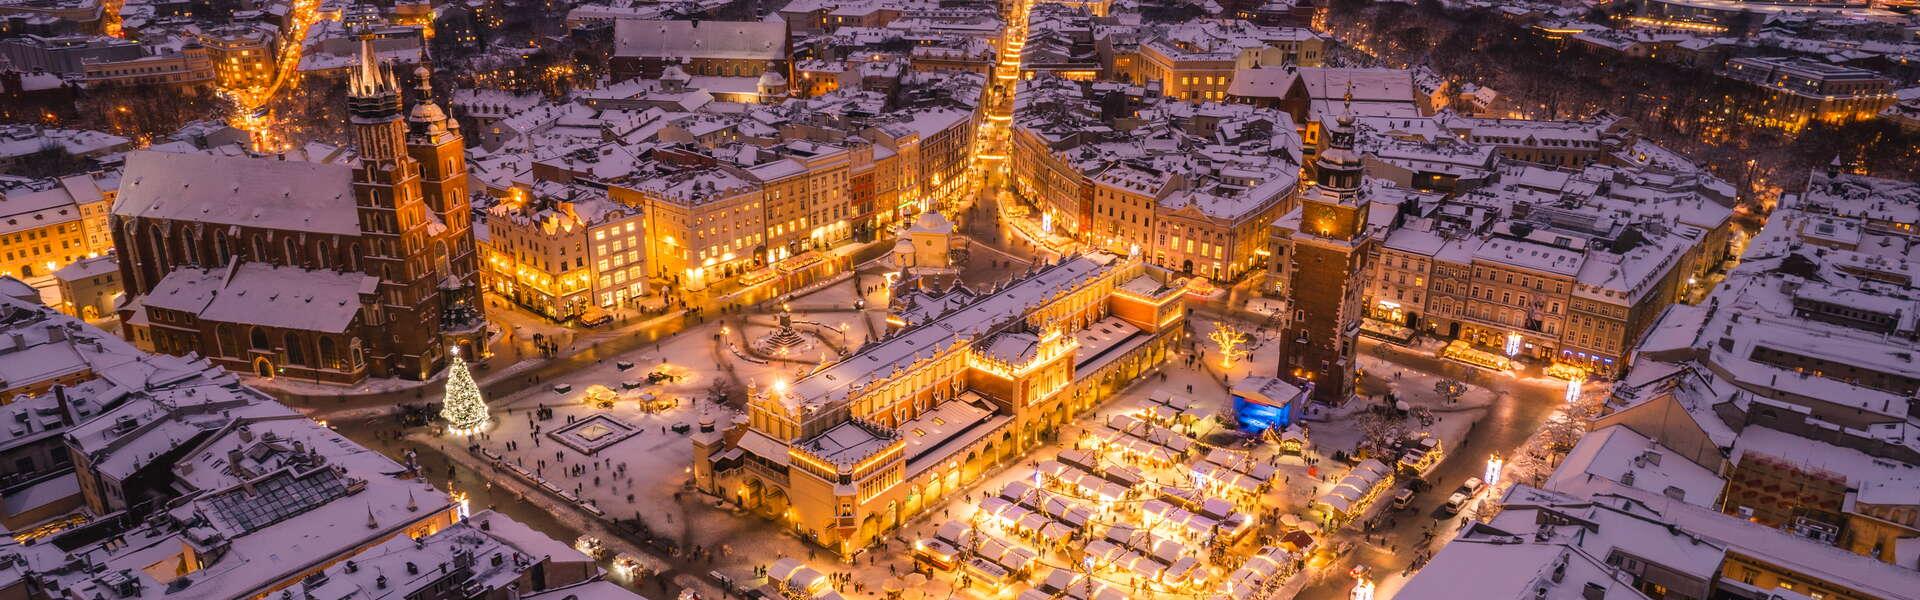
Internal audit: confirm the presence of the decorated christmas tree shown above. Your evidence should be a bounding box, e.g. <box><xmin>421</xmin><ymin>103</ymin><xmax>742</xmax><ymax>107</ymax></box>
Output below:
<box><xmin>440</xmin><ymin>348</ymin><xmax>489</xmax><ymax>434</ymax></box>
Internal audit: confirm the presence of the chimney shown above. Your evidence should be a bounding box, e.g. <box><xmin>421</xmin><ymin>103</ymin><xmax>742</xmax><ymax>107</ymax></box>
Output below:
<box><xmin>53</xmin><ymin>385</ymin><xmax>73</xmax><ymax>426</ymax></box>
<box><xmin>1581</xmin><ymin>582</ymin><xmax>1606</xmax><ymax>600</ymax></box>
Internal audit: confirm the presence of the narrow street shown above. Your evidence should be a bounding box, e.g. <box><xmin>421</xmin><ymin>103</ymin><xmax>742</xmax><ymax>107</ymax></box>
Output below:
<box><xmin>1296</xmin><ymin>338</ymin><xmax>1565</xmax><ymax>600</ymax></box>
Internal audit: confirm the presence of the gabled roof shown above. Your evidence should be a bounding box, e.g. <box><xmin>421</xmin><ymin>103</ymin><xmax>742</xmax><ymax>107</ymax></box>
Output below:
<box><xmin>114</xmin><ymin>151</ymin><xmax>360</xmax><ymax>236</ymax></box>
<box><xmin>613</xmin><ymin>19</ymin><xmax>787</xmax><ymax>61</ymax></box>
<box><xmin>142</xmin><ymin>262</ymin><xmax>375</xmax><ymax>333</ymax></box>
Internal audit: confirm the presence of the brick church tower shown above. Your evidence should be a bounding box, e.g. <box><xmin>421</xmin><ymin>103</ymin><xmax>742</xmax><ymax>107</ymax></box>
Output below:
<box><xmin>1278</xmin><ymin>109</ymin><xmax>1373</xmax><ymax>405</ymax></box>
<box><xmin>403</xmin><ymin>59</ymin><xmax>485</xmax><ymax>354</ymax></box>
<box><xmin>348</xmin><ymin>42</ymin><xmax>485</xmax><ymax>378</ymax></box>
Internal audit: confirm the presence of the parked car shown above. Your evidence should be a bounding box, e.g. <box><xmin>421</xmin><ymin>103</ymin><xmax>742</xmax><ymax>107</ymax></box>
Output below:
<box><xmin>1392</xmin><ymin>488</ymin><xmax>1416</xmax><ymax>511</ymax></box>
<box><xmin>1439</xmin><ymin>477</ymin><xmax>1486</xmax><ymax>516</ymax></box>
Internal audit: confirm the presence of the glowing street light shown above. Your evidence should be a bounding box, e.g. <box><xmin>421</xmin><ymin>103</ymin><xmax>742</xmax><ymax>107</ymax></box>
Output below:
<box><xmin>1485</xmin><ymin>453</ymin><xmax>1504</xmax><ymax>488</ymax></box>
<box><xmin>1351</xmin><ymin>577</ymin><xmax>1375</xmax><ymax>600</ymax></box>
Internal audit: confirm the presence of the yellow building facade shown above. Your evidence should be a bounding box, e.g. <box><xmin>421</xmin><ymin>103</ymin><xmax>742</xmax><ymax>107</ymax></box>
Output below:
<box><xmin>692</xmin><ymin>253</ymin><xmax>1186</xmax><ymax>555</ymax></box>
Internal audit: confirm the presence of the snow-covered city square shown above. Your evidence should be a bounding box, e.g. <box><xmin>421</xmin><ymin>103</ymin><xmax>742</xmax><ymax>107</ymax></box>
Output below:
<box><xmin>1</xmin><ymin>0</ymin><xmax>1917</xmax><ymax>598</ymax></box>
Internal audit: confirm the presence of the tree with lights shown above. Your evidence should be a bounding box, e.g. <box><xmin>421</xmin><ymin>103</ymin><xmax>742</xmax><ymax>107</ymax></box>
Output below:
<box><xmin>1434</xmin><ymin>379</ymin><xmax>1467</xmax><ymax>406</ymax></box>
<box><xmin>440</xmin><ymin>348</ymin><xmax>489</xmax><ymax>434</ymax></box>
<box><xmin>1209</xmin><ymin>323</ymin><xmax>1250</xmax><ymax>369</ymax></box>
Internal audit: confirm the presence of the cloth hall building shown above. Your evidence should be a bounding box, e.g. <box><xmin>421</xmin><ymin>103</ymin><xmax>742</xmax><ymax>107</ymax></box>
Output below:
<box><xmin>691</xmin><ymin>253</ymin><xmax>1187</xmax><ymax>555</ymax></box>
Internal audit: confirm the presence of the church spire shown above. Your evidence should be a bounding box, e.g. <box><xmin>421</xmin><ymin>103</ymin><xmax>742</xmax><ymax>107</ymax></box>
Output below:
<box><xmin>348</xmin><ymin>38</ymin><xmax>402</xmax><ymax>125</ymax></box>
<box><xmin>347</xmin><ymin>37</ymin><xmax>407</xmax><ymax>161</ymax></box>
<box><xmin>349</xmin><ymin>38</ymin><xmax>398</xmax><ymax>100</ymax></box>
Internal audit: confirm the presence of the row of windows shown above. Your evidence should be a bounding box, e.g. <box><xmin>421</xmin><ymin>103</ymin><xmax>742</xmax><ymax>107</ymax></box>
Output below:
<box><xmin>3</xmin><ymin>240</ymin><xmax>68</xmax><ymax>261</ymax></box>
<box><xmin>1476</xmin><ymin>267</ymin><xmax>1568</xmax><ymax>293</ymax></box>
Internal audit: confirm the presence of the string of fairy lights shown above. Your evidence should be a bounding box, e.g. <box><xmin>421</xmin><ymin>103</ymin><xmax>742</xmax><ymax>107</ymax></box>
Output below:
<box><xmin>924</xmin><ymin>408</ymin><xmax>1320</xmax><ymax>599</ymax></box>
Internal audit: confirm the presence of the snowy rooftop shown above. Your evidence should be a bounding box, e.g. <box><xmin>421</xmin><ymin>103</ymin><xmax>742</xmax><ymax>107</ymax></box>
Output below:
<box><xmin>1544</xmin><ymin>424</ymin><xmax>1725</xmax><ymax>508</ymax></box>
<box><xmin>0</xmin><ymin>186</ymin><xmax>89</xmax><ymax>236</ymax></box>
<box><xmin>142</xmin><ymin>262</ymin><xmax>376</xmax><ymax>334</ymax></box>
<box><xmin>1797</xmin><ymin>169</ymin><xmax>1920</xmax><ymax>230</ymax></box>
<box><xmin>1590</xmin><ymin>487</ymin><xmax>1920</xmax><ymax>600</ymax></box>
<box><xmin>1472</xmin><ymin>237</ymin><xmax>1585</xmax><ymax>277</ymax></box>
<box><xmin>1731</xmin><ymin>427</ymin><xmax>1920</xmax><ymax>501</ymax></box>
<box><xmin>0</xmin><ymin>125</ymin><xmax>130</xmax><ymax>161</ymax></box>
<box><xmin>52</xmin><ymin>254</ymin><xmax>118</xmax><ymax>281</ymax></box>
<box><xmin>799</xmin><ymin>420</ymin><xmax>898</xmax><ymax>468</ymax></box>
<box><xmin>612</xmin><ymin>19</ymin><xmax>786</xmax><ymax>61</ymax></box>
<box><xmin>115</xmin><ymin>151</ymin><xmax>360</xmax><ymax>236</ymax></box>
<box><xmin>899</xmin><ymin>394</ymin><xmax>1006</xmax><ymax>476</ymax></box>
<box><xmin>300</xmin><ymin>508</ymin><xmax>614</xmax><ymax>600</ymax></box>
<box><xmin>1070</xmin><ymin>317</ymin><xmax>1145</xmax><ymax>375</ymax></box>
<box><xmin>1396</xmin><ymin>520</ymin><xmax>1653</xmax><ymax>600</ymax></box>
<box><xmin>1616</xmin><ymin>168</ymin><xmax>1920</xmax><ymax>454</ymax></box>
<box><xmin>27</xmin><ymin>392</ymin><xmax>457</xmax><ymax>600</ymax></box>
<box><xmin>781</xmin><ymin>254</ymin><xmax>1120</xmax><ymax>415</ymax></box>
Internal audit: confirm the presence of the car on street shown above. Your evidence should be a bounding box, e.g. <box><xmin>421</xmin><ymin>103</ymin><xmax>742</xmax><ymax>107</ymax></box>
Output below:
<box><xmin>1438</xmin><ymin>477</ymin><xmax>1487</xmax><ymax>515</ymax></box>
<box><xmin>1392</xmin><ymin>488</ymin><xmax>1416</xmax><ymax>511</ymax></box>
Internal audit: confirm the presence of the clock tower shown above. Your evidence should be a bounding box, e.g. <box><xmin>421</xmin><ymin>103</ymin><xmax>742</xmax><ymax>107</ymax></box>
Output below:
<box><xmin>1277</xmin><ymin>110</ymin><xmax>1372</xmax><ymax>405</ymax></box>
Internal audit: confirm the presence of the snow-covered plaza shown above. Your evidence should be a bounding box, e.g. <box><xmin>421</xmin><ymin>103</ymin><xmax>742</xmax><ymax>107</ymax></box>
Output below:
<box><xmin>405</xmin><ymin>261</ymin><xmax>1541</xmax><ymax>600</ymax></box>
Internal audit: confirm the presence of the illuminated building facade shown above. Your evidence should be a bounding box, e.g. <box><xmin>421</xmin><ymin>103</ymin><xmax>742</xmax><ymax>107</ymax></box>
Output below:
<box><xmin>1130</xmin><ymin>22</ymin><xmax>1325</xmax><ymax>103</ymax></box>
<box><xmin>200</xmin><ymin>26</ymin><xmax>275</xmax><ymax>92</ymax></box>
<box><xmin>1013</xmin><ymin>76</ymin><xmax>1301</xmax><ymax>282</ymax></box>
<box><xmin>612</xmin><ymin>108</ymin><xmax>973</xmax><ymax>293</ymax></box>
<box><xmin>482</xmin><ymin>182</ymin><xmax>647</xmax><ymax>321</ymax></box>
<box><xmin>1358</xmin><ymin>157</ymin><xmax>1729</xmax><ymax>377</ymax></box>
<box><xmin>80</xmin><ymin>45</ymin><xmax>215</xmax><ymax>87</ymax></box>
<box><xmin>1724</xmin><ymin>57</ymin><xmax>1896</xmax><ymax>131</ymax></box>
<box><xmin>691</xmin><ymin>253</ymin><xmax>1186</xmax><ymax>555</ymax></box>
<box><xmin>617</xmin><ymin>169</ymin><xmax>767</xmax><ymax>291</ymax></box>
<box><xmin>0</xmin><ymin>172</ymin><xmax>114</xmax><ymax>281</ymax></box>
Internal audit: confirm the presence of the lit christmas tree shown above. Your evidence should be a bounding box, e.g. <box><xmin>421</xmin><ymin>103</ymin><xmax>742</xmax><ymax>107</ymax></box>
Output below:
<box><xmin>1210</xmin><ymin>323</ymin><xmax>1250</xmax><ymax>369</ymax></box>
<box><xmin>440</xmin><ymin>348</ymin><xmax>489</xmax><ymax>434</ymax></box>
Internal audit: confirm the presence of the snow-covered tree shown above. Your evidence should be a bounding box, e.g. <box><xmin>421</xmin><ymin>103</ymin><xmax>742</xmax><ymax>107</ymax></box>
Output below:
<box><xmin>1355</xmin><ymin>412</ymin><xmax>1408</xmax><ymax>460</ymax></box>
<box><xmin>441</xmin><ymin>349</ymin><xmax>489</xmax><ymax>433</ymax></box>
